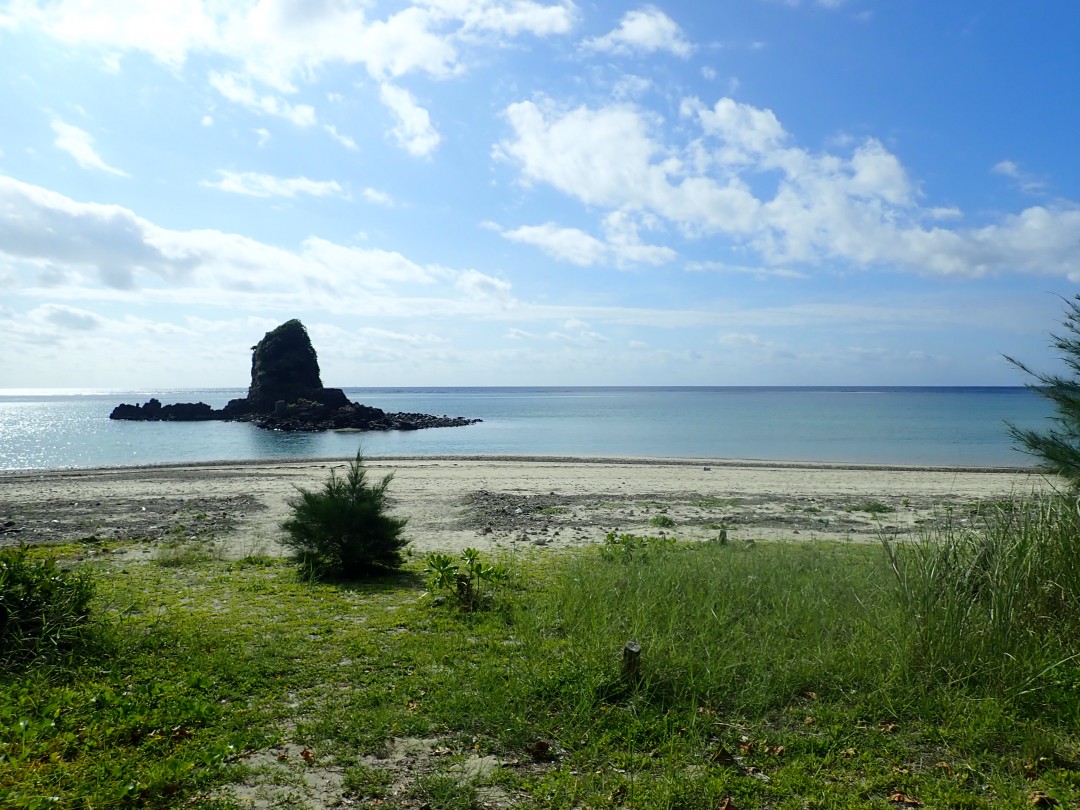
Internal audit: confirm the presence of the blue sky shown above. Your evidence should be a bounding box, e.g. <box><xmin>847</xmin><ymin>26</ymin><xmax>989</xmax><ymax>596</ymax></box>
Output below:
<box><xmin>2</xmin><ymin>0</ymin><xmax>1079</xmax><ymax>389</ymax></box>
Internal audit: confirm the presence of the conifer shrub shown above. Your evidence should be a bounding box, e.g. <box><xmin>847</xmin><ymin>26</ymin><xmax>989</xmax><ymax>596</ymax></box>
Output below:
<box><xmin>280</xmin><ymin>452</ymin><xmax>409</xmax><ymax>580</ymax></box>
<box><xmin>0</xmin><ymin>546</ymin><xmax>94</xmax><ymax>668</ymax></box>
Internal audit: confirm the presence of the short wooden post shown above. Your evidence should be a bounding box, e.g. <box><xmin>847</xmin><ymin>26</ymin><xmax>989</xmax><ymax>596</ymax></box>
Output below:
<box><xmin>622</xmin><ymin>640</ymin><xmax>642</xmax><ymax>683</ymax></box>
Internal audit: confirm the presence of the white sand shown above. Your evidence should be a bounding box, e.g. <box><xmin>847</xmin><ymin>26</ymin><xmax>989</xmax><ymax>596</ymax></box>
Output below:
<box><xmin>0</xmin><ymin>456</ymin><xmax>1057</xmax><ymax>559</ymax></box>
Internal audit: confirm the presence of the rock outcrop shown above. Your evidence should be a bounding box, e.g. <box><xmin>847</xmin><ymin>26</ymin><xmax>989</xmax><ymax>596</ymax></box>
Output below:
<box><xmin>244</xmin><ymin>319</ymin><xmax>329</xmax><ymax>412</ymax></box>
<box><xmin>110</xmin><ymin>320</ymin><xmax>481</xmax><ymax>433</ymax></box>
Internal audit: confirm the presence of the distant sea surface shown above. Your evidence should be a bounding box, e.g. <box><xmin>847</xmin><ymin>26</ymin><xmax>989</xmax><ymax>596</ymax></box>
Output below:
<box><xmin>0</xmin><ymin>387</ymin><xmax>1054</xmax><ymax>471</ymax></box>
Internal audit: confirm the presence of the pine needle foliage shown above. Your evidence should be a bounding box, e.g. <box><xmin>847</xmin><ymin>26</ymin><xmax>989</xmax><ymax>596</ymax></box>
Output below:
<box><xmin>1006</xmin><ymin>294</ymin><xmax>1080</xmax><ymax>488</ymax></box>
<box><xmin>280</xmin><ymin>452</ymin><xmax>408</xmax><ymax>580</ymax></box>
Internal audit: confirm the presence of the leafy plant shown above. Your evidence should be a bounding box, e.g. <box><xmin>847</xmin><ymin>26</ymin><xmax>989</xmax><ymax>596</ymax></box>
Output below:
<box><xmin>648</xmin><ymin>514</ymin><xmax>677</xmax><ymax>529</ymax></box>
<box><xmin>0</xmin><ymin>546</ymin><xmax>94</xmax><ymax>668</ymax></box>
<box><xmin>280</xmin><ymin>451</ymin><xmax>408</xmax><ymax>580</ymax></box>
<box><xmin>1006</xmin><ymin>293</ymin><xmax>1080</xmax><ymax>487</ymax></box>
<box><xmin>424</xmin><ymin>548</ymin><xmax>508</xmax><ymax>610</ymax></box>
<box><xmin>599</xmin><ymin>531</ymin><xmax>676</xmax><ymax>562</ymax></box>
<box><xmin>846</xmin><ymin>500</ymin><xmax>893</xmax><ymax>515</ymax></box>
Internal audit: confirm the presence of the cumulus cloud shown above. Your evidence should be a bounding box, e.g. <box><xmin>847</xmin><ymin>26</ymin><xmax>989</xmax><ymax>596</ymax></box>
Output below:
<box><xmin>209</xmin><ymin>72</ymin><xmax>316</xmax><ymax>126</ymax></box>
<box><xmin>379</xmin><ymin>83</ymin><xmax>441</xmax><ymax>156</ymax></box>
<box><xmin>12</xmin><ymin>1</ymin><xmax>577</xmax><ymax>93</ymax></box>
<box><xmin>362</xmin><ymin>187</ymin><xmax>395</xmax><ymax>206</ymax></box>
<box><xmin>324</xmin><ymin>124</ymin><xmax>359</xmax><ymax>150</ymax></box>
<box><xmin>456</xmin><ymin>268</ymin><xmax>513</xmax><ymax>303</ymax></box>
<box><xmin>0</xmin><ymin>176</ymin><xmax>513</xmax><ymax>303</ymax></box>
<box><xmin>51</xmin><ymin>120</ymin><xmax>128</xmax><ymax>176</ymax></box>
<box><xmin>34</xmin><ymin>303</ymin><xmax>103</xmax><ymax>331</ymax></box>
<box><xmin>498</xmin><ymin>213</ymin><xmax>676</xmax><ymax>268</ymax></box>
<box><xmin>582</xmin><ymin>6</ymin><xmax>693</xmax><ymax>58</ymax></box>
<box><xmin>501</xmin><ymin>222</ymin><xmax>608</xmax><ymax>266</ymax></box>
<box><xmin>201</xmin><ymin>171</ymin><xmax>345</xmax><ymax>199</ymax></box>
<box><xmin>495</xmin><ymin>98</ymin><xmax>761</xmax><ymax>233</ymax></box>
<box><xmin>496</xmin><ymin>95</ymin><xmax>1080</xmax><ymax>279</ymax></box>
<box><xmin>993</xmin><ymin>159</ymin><xmax>1047</xmax><ymax>194</ymax></box>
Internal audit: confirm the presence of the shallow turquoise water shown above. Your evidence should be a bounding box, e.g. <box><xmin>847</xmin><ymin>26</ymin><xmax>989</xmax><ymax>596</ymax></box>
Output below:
<box><xmin>0</xmin><ymin>387</ymin><xmax>1052</xmax><ymax>471</ymax></box>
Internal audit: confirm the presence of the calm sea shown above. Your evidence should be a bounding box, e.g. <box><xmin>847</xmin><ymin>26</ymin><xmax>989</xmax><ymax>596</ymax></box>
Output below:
<box><xmin>0</xmin><ymin>387</ymin><xmax>1053</xmax><ymax>471</ymax></box>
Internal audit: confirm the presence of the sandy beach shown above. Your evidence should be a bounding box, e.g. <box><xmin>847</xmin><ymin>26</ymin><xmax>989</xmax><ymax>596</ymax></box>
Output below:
<box><xmin>0</xmin><ymin>455</ymin><xmax>1058</xmax><ymax>560</ymax></box>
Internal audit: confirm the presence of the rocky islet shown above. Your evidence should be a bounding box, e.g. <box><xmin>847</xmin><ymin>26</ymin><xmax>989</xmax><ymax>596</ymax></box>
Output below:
<box><xmin>110</xmin><ymin>319</ymin><xmax>480</xmax><ymax>433</ymax></box>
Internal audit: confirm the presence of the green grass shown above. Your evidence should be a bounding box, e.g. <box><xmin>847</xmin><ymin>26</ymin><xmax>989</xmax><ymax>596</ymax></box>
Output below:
<box><xmin>3</xmin><ymin>494</ymin><xmax>1079</xmax><ymax>808</ymax></box>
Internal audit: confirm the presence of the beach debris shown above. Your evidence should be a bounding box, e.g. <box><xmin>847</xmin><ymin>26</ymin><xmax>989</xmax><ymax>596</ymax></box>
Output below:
<box><xmin>887</xmin><ymin>792</ymin><xmax>924</xmax><ymax>807</ymax></box>
<box><xmin>1028</xmin><ymin>791</ymin><xmax>1059</xmax><ymax>807</ymax></box>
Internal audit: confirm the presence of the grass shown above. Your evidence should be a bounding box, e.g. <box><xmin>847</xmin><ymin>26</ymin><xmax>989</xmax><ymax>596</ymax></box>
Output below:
<box><xmin>3</xmin><ymin>494</ymin><xmax>1079</xmax><ymax>808</ymax></box>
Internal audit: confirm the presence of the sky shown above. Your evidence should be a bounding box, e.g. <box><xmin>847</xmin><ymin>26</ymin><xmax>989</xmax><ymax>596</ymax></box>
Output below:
<box><xmin>1</xmin><ymin>0</ymin><xmax>1079</xmax><ymax>390</ymax></box>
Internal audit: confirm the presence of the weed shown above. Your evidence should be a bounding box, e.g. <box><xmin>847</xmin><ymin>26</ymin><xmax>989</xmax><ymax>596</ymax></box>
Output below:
<box><xmin>846</xmin><ymin>500</ymin><xmax>894</xmax><ymax>515</ymax></box>
<box><xmin>424</xmin><ymin>548</ymin><xmax>509</xmax><ymax>611</ymax></box>
<box><xmin>413</xmin><ymin>774</ymin><xmax>477</xmax><ymax>810</ymax></box>
<box><xmin>648</xmin><ymin>514</ymin><xmax>677</xmax><ymax>529</ymax></box>
<box><xmin>599</xmin><ymin>531</ymin><xmax>676</xmax><ymax>562</ymax></box>
<box><xmin>538</xmin><ymin>506</ymin><xmax>569</xmax><ymax>516</ymax></box>
<box><xmin>691</xmin><ymin>497</ymin><xmax>738</xmax><ymax>509</ymax></box>
<box><xmin>342</xmin><ymin>762</ymin><xmax>394</xmax><ymax>798</ymax></box>
<box><xmin>0</xmin><ymin>547</ymin><xmax>95</xmax><ymax>669</ymax></box>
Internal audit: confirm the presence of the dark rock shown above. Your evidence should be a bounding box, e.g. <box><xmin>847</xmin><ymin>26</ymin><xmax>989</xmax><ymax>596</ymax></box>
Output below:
<box><xmin>246</xmin><ymin>319</ymin><xmax>325</xmax><ymax>412</ymax></box>
<box><xmin>109</xmin><ymin>399</ymin><xmax>220</xmax><ymax>421</ymax></box>
<box><xmin>109</xmin><ymin>318</ymin><xmax>481</xmax><ymax>433</ymax></box>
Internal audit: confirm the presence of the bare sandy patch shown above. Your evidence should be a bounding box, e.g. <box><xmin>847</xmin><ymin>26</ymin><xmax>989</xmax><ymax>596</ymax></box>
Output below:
<box><xmin>0</xmin><ymin>456</ymin><xmax>1056</xmax><ymax>560</ymax></box>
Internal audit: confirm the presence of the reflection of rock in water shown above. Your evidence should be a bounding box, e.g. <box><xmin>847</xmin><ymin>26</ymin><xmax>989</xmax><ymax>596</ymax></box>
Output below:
<box><xmin>110</xmin><ymin>319</ymin><xmax>480</xmax><ymax>433</ymax></box>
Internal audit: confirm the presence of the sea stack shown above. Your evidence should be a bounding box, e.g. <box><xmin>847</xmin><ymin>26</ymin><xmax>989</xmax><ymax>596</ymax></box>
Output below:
<box><xmin>234</xmin><ymin>319</ymin><xmax>349</xmax><ymax>415</ymax></box>
<box><xmin>110</xmin><ymin>319</ymin><xmax>480</xmax><ymax>433</ymax></box>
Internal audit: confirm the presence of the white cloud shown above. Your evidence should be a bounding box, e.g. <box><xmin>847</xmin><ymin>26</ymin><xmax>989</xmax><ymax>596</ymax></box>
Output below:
<box><xmin>254</xmin><ymin>127</ymin><xmax>271</xmax><ymax>146</ymax></box>
<box><xmin>31</xmin><ymin>0</ymin><xmax>218</xmax><ymax>68</ymax></box>
<box><xmin>379</xmin><ymin>82</ymin><xmax>441</xmax><ymax>156</ymax></box>
<box><xmin>51</xmin><ymin>120</ymin><xmax>128</xmax><ymax>176</ymax></box>
<box><xmin>209</xmin><ymin>72</ymin><xmax>316</xmax><ymax>126</ymax></box>
<box><xmin>34</xmin><ymin>303</ymin><xmax>103</xmax><ymax>331</ymax></box>
<box><xmin>12</xmin><ymin>1</ymin><xmax>576</xmax><ymax>96</ymax></box>
<box><xmin>688</xmin><ymin>260</ymin><xmax>808</xmax><ymax>280</ymax></box>
<box><xmin>201</xmin><ymin>115</ymin><xmax>214</xmax><ymax>127</ymax></box>
<box><xmin>601</xmin><ymin>210</ymin><xmax>676</xmax><ymax>266</ymax></box>
<box><xmin>498</xmin><ymin>213</ymin><xmax>676</xmax><ymax>268</ymax></box>
<box><xmin>495</xmin><ymin>98</ymin><xmax>761</xmax><ymax>233</ymax></box>
<box><xmin>0</xmin><ymin>176</ymin><xmax>492</xmax><ymax>300</ymax></box>
<box><xmin>362</xmin><ymin>187</ymin><xmax>395</xmax><ymax>206</ymax></box>
<box><xmin>201</xmin><ymin>171</ymin><xmax>345</xmax><ymax>199</ymax></box>
<box><xmin>324</xmin><ymin>124</ymin><xmax>359</xmax><ymax>150</ymax></box>
<box><xmin>497</xmin><ymin>95</ymin><xmax>1080</xmax><ymax>279</ymax></box>
<box><xmin>993</xmin><ymin>159</ymin><xmax>1047</xmax><ymax>194</ymax></box>
<box><xmin>456</xmin><ymin>268</ymin><xmax>513</xmax><ymax>303</ymax></box>
<box><xmin>582</xmin><ymin>6</ymin><xmax>693</xmax><ymax>58</ymax></box>
<box><xmin>501</xmin><ymin>222</ymin><xmax>608</xmax><ymax>266</ymax></box>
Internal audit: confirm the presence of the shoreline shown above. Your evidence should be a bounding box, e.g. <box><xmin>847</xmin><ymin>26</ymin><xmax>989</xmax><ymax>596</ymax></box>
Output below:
<box><xmin>0</xmin><ymin>456</ymin><xmax>1056</xmax><ymax>559</ymax></box>
<box><xmin>0</xmin><ymin>452</ymin><xmax>1041</xmax><ymax>479</ymax></box>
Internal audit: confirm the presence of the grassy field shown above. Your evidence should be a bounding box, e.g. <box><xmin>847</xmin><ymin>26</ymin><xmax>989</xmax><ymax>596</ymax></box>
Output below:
<box><xmin>2</xmin><ymin>497</ymin><xmax>1079</xmax><ymax>809</ymax></box>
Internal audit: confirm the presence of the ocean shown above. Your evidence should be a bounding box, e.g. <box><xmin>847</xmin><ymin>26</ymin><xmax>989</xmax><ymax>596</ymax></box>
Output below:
<box><xmin>0</xmin><ymin>387</ymin><xmax>1053</xmax><ymax>472</ymax></box>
